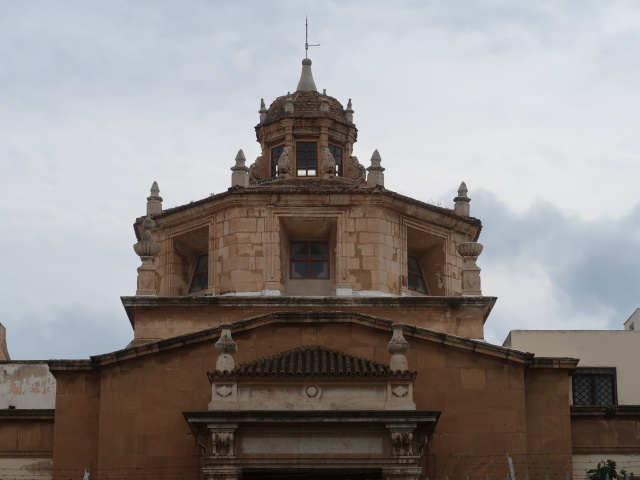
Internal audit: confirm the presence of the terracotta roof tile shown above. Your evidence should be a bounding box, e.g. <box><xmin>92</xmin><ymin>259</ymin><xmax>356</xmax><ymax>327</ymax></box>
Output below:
<box><xmin>208</xmin><ymin>345</ymin><xmax>416</xmax><ymax>379</ymax></box>
<box><xmin>261</xmin><ymin>91</ymin><xmax>350</xmax><ymax>127</ymax></box>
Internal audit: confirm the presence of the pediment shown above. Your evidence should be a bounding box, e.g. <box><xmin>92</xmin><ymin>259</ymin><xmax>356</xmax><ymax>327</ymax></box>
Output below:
<box><xmin>208</xmin><ymin>345</ymin><xmax>416</xmax><ymax>379</ymax></box>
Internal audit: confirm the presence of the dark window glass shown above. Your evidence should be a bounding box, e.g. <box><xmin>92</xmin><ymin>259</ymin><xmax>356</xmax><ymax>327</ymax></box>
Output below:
<box><xmin>290</xmin><ymin>241</ymin><xmax>329</xmax><ymax>279</ymax></box>
<box><xmin>271</xmin><ymin>145</ymin><xmax>285</xmax><ymax>177</ymax></box>
<box><xmin>572</xmin><ymin>368</ymin><xmax>617</xmax><ymax>405</ymax></box>
<box><xmin>407</xmin><ymin>255</ymin><xmax>429</xmax><ymax>294</ymax></box>
<box><xmin>296</xmin><ymin>142</ymin><xmax>318</xmax><ymax>177</ymax></box>
<box><xmin>188</xmin><ymin>254</ymin><xmax>209</xmax><ymax>293</ymax></box>
<box><xmin>329</xmin><ymin>145</ymin><xmax>343</xmax><ymax>176</ymax></box>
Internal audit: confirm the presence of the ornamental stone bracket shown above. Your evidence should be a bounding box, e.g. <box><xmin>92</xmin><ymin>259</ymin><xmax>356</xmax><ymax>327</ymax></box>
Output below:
<box><xmin>456</xmin><ymin>242</ymin><xmax>484</xmax><ymax>296</ymax></box>
<box><xmin>133</xmin><ymin>215</ymin><xmax>161</xmax><ymax>296</ymax></box>
<box><xmin>208</xmin><ymin>423</ymin><xmax>238</xmax><ymax>457</ymax></box>
<box><xmin>387</xmin><ymin>423</ymin><xmax>418</xmax><ymax>456</ymax></box>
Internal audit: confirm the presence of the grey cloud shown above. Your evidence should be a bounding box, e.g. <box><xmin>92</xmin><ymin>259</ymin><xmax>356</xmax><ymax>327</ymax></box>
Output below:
<box><xmin>4</xmin><ymin>303</ymin><xmax>132</xmax><ymax>360</ymax></box>
<box><xmin>474</xmin><ymin>190</ymin><xmax>640</xmax><ymax>331</ymax></box>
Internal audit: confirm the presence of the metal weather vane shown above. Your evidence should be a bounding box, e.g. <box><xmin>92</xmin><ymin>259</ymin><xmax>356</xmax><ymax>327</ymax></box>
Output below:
<box><xmin>305</xmin><ymin>16</ymin><xmax>319</xmax><ymax>58</ymax></box>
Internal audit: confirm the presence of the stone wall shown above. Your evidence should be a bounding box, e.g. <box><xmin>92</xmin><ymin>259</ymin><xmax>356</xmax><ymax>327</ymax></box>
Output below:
<box><xmin>145</xmin><ymin>190</ymin><xmax>480</xmax><ymax>299</ymax></box>
<box><xmin>50</xmin><ymin>321</ymin><xmax>570</xmax><ymax>479</ymax></box>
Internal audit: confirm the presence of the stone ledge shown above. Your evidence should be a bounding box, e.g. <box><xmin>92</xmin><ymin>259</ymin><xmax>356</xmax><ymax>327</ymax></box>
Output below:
<box><xmin>184</xmin><ymin>409</ymin><xmax>440</xmax><ymax>424</ymax></box>
<box><xmin>122</xmin><ymin>295</ymin><xmax>497</xmax><ymax>326</ymax></box>
<box><xmin>571</xmin><ymin>405</ymin><xmax>640</xmax><ymax>416</ymax></box>
<box><xmin>0</xmin><ymin>409</ymin><xmax>55</xmax><ymax>420</ymax></box>
<box><xmin>529</xmin><ymin>357</ymin><xmax>579</xmax><ymax>369</ymax></box>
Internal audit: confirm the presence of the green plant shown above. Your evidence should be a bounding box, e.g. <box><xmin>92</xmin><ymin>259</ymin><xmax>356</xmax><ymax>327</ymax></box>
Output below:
<box><xmin>587</xmin><ymin>460</ymin><xmax>628</xmax><ymax>480</ymax></box>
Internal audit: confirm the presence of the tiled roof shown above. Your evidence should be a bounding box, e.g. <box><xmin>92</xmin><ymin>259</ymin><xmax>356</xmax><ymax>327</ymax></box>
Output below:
<box><xmin>208</xmin><ymin>345</ymin><xmax>416</xmax><ymax>378</ymax></box>
<box><xmin>261</xmin><ymin>91</ymin><xmax>350</xmax><ymax>127</ymax></box>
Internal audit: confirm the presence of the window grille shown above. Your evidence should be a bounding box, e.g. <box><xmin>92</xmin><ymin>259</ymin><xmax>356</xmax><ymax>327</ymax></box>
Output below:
<box><xmin>572</xmin><ymin>368</ymin><xmax>617</xmax><ymax>406</ymax></box>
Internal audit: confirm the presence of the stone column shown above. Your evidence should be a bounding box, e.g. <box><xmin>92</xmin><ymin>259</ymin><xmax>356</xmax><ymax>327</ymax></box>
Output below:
<box><xmin>133</xmin><ymin>216</ymin><xmax>161</xmax><ymax>296</ymax></box>
<box><xmin>456</xmin><ymin>242</ymin><xmax>483</xmax><ymax>295</ymax></box>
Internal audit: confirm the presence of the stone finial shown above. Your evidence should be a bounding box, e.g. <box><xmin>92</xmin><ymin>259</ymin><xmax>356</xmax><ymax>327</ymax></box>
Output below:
<box><xmin>366</xmin><ymin>149</ymin><xmax>385</xmax><ymax>187</ymax></box>
<box><xmin>133</xmin><ymin>216</ymin><xmax>161</xmax><ymax>296</ymax></box>
<box><xmin>215</xmin><ymin>324</ymin><xmax>237</xmax><ymax>372</ymax></box>
<box><xmin>259</xmin><ymin>98</ymin><xmax>267</xmax><ymax>123</ymax></box>
<box><xmin>387</xmin><ymin>324</ymin><xmax>409</xmax><ymax>371</ymax></box>
<box><xmin>456</xmin><ymin>242</ymin><xmax>483</xmax><ymax>295</ymax></box>
<box><xmin>284</xmin><ymin>92</ymin><xmax>294</xmax><ymax>114</ymax></box>
<box><xmin>296</xmin><ymin>58</ymin><xmax>318</xmax><ymax>92</ymax></box>
<box><xmin>454</xmin><ymin>181</ymin><xmax>471</xmax><ymax>217</ymax></box>
<box><xmin>320</xmin><ymin>89</ymin><xmax>329</xmax><ymax>113</ymax></box>
<box><xmin>230</xmin><ymin>149</ymin><xmax>250</xmax><ymax>188</ymax></box>
<box><xmin>133</xmin><ymin>216</ymin><xmax>160</xmax><ymax>259</ymax></box>
<box><xmin>146</xmin><ymin>181</ymin><xmax>163</xmax><ymax>215</ymax></box>
<box><xmin>345</xmin><ymin>98</ymin><xmax>354</xmax><ymax>123</ymax></box>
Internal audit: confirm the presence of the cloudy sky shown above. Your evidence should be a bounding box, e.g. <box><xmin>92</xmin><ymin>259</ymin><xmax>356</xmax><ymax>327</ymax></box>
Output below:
<box><xmin>1</xmin><ymin>1</ymin><xmax>639</xmax><ymax>360</ymax></box>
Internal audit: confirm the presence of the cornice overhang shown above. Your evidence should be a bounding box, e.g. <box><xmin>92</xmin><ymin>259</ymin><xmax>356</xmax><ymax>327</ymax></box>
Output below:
<box><xmin>134</xmin><ymin>183</ymin><xmax>482</xmax><ymax>241</ymax></box>
<box><xmin>121</xmin><ymin>295</ymin><xmax>496</xmax><ymax>327</ymax></box>
<box><xmin>44</xmin><ymin>305</ymin><xmax>556</xmax><ymax>374</ymax></box>
<box><xmin>184</xmin><ymin>409</ymin><xmax>440</xmax><ymax>425</ymax></box>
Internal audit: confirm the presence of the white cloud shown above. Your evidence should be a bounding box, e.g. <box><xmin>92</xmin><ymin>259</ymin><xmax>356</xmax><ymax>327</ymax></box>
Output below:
<box><xmin>1</xmin><ymin>1</ymin><xmax>639</xmax><ymax>358</ymax></box>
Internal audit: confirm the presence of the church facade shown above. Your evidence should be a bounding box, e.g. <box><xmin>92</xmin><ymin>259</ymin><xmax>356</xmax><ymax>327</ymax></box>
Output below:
<box><xmin>2</xmin><ymin>57</ymin><xmax>635</xmax><ymax>480</ymax></box>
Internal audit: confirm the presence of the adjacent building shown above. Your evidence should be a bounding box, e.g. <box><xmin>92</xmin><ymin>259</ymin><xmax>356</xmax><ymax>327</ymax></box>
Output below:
<box><xmin>505</xmin><ymin>315</ymin><xmax>640</xmax><ymax>477</ymax></box>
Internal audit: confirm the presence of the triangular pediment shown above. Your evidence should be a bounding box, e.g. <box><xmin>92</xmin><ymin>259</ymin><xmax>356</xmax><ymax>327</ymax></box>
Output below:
<box><xmin>209</xmin><ymin>345</ymin><xmax>416</xmax><ymax>379</ymax></box>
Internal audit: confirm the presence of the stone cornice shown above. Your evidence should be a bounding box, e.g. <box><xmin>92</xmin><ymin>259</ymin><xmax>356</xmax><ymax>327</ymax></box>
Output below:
<box><xmin>135</xmin><ymin>182</ymin><xmax>482</xmax><ymax>241</ymax></box>
<box><xmin>45</xmin><ymin>306</ymin><xmax>555</xmax><ymax>372</ymax></box>
<box><xmin>183</xmin><ymin>409</ymin><xmax>440</xmax><ymax>424</ymax></box>
<box><xmin>121</xmin><ymin>295</ymin><xmax>496</xmax><ymax>325</ymax></box>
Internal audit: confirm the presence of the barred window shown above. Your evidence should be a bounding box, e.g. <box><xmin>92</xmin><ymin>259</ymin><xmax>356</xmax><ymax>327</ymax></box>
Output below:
<box><xmin>572</xmin><ymin>368</ymin><xmax>617</xmax><ymax>406</ymax></box>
